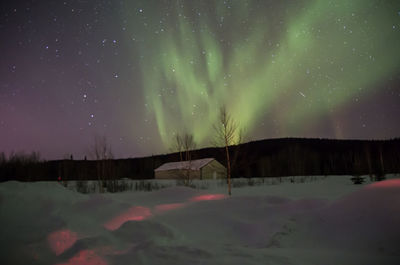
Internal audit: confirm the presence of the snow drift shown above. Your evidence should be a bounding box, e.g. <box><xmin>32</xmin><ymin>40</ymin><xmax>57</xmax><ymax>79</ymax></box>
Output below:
<box><xmin>0</xmin><ymin>176</ymin><xmax>399</xmax><ymax>265</ymax></box>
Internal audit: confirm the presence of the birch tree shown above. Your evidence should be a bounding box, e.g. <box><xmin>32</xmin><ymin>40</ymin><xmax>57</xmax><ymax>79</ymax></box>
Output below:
<box><xmin>213</xmin><ymin>106</ymin><xmax>240</xmax><ymax>196</ymax></box>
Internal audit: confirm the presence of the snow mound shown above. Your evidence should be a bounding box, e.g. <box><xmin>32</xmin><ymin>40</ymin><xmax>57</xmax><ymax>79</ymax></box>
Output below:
<box><xmin>288</xmin><ymin>179</ymin><xmax>400</xmax><ymax>256</ymax></box>
<box><xmin>1</xmin><ymin>177</ymin><xmax>400</xmax><ymax>265</ymax></box>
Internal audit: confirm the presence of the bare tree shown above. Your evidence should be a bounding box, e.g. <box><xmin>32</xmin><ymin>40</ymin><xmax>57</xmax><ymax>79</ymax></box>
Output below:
<box><xmin>182</xmin><ymin>133</ymin><xmax>196</xmax><ymax>185</ymax></box>
<box><xmin>364</xmin><ymin>144</ymin><xmax>373</xmax><ymax>181</ymax></box>
<box><xmin>89</xmin><ymin>135</ymin><xmax>114</xmax><ymax>193</ymax></box>
<box><xmin>171</xmin><ymin>133</ymin><xmax>184</xmax><ymax>161</ymax></box>
<box><xmin>377</xmin><ymin>143</ymin><xmax>386</xmax><ymax>181</ymax></box>
<box><xmin>229</xmin><ymin>127</ymin><xmax>246</xmax><ymax>177</ymax></box>
<box><xmin>182</xmin><ymin>133</ymin><xmax>196</xmax><ymax>161</ymax></box>
<box><xmin>0</xmin><ymin>152</ymin><xmax>6</xmax><ymax>165</ymax></box>
<box><xmin>213</xmin><ymin>106</ymin><xmax>240</xmax><ymax>196</ymax></box>
<box><xmin>91</xmin><ymin>135</ymin><xmax>113</xmax><ymax>160</ymax></box>
<box><xmin>171</xmin><ymin>132</ymin><xmax>197</xmax><ymax>186</ymax></box>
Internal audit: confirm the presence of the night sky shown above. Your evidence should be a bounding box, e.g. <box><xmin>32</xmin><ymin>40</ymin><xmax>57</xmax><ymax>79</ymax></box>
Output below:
<box><xmin>1</xmin><ymin>0</ymin><xmax>400</xmax><ymax>160</ymax></box>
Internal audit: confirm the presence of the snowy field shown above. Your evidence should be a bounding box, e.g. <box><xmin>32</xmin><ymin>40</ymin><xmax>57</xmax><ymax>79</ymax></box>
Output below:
<box><xmin>1</xmin><ymin>175</ymin><xmax>400</xmax><ymax>265</ymax></box>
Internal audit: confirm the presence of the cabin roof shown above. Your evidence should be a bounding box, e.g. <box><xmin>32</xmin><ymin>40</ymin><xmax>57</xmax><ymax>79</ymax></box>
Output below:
<box><xmin>154</xmin><ymin>158</ymin><xmax>216</xmax><ymax>171</ymax></box>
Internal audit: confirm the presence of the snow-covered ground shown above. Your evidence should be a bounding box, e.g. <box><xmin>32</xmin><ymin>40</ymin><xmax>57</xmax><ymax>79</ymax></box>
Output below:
<box><xmin>1</xmin><ymin>175</ymin><xmax>400</xmax><ymax>265</ymax></box>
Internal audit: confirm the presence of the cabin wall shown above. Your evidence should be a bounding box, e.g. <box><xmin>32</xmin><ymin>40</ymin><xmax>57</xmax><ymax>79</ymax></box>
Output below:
<box><xmin>201</xmin><ymin>160</ymin><xmax>226</xmax><ymax>179</ymax></box>
<box><xmin>155</xmin><ymin>169</ymin><xmax>200</xmax><ymax>179</ymax></box>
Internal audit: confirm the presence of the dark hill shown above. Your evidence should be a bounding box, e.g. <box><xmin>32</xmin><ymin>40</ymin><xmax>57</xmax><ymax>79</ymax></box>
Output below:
<box><xmin>1</xmin><ymin>138</ymin><xmax>399</xmax><ymax>181</ymax></box>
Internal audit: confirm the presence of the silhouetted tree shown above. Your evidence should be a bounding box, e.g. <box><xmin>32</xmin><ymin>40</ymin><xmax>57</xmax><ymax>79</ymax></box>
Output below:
<box><xmin>89</xmin><ymin>135</ymin><xmax>114</xmax><ymax>192</ymax></box>
<box><xmin>364</xmin><ymin>144</ymin><xmax>373</xmax><ymax>181</ymax></box>
<box><xmin>0</xmin><ymin>152</ymin><xmax>6</xmax><ymax>165</ymax></box>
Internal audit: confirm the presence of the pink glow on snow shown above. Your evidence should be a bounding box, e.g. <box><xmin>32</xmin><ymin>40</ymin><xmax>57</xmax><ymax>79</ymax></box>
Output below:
<box><xmin>57</xmin><ymin>249</ymin><xmax>107</xmax><ymax>265</ymax></box>
<box><xmin>104</xmin><ymin>206</ymin><xmax>152</xmax><ymax>231</ymax></box>
<box><xmin>94</xmin><ymin>245</ymin><xmax>131</xmax><ymax>256</ymax></box>
<box><xmin>190</xmin><ymin>194</ymin><xmax>227</xmax><ymax>202</ymax></box>
<box><xmin>367</xmin><ymin>179</ymin><xmax>400</xmax><ymax>189</ymax></box>
<box><xmin>47</xmin><ymin>229</ymin><xmax>78</xmax><ymax>256</ymax></box>
<box><xmin>154</xmin><ymin>203</ymin><xmax>187</xmax><ymax>213</ymax></box>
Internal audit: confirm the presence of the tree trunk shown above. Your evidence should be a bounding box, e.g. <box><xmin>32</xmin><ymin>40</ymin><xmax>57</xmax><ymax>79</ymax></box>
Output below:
<box><xmin>365</xmin><ymin>145</ymin><xmax>373</xmax><ymax>181</ymax></box>
<box><xmin>225</xmin><ymin>144</ymin><xmax>231</xmax><ymax>196</ymax></box>
<box><xmin>379</xmin><ymin>145</ymin><xmax>385</xmax><ymax>175</ymax></box>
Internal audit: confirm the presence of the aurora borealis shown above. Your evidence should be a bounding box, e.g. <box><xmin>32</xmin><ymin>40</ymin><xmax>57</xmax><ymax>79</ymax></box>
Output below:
<box><xmin>1</xmin><ymin>0</ymin><xmax>400</xmax><ymax>159</ymax></box>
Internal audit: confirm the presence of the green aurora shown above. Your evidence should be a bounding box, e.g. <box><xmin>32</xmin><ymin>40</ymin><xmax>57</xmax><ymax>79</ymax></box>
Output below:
<box><xmin>124</xmin><ymin>0</ymin><xmax>400</xmax><ymax>147</ymax></box>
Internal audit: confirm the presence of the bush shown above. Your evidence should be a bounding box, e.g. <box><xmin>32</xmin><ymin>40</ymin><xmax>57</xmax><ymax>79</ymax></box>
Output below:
<box><xmin>374</xmin><ymin>173</ymin><xmax>386</xmax><ymax>182</ymax></box>
<box><xmin>76</xmin><ymin>180</ymin><xmax>89</xmax><ymax>193</ymax></box>
<box><xmin>350</xmin><ymin>175</ymin><xmax>365</xmax><ymax>184</ymax></box>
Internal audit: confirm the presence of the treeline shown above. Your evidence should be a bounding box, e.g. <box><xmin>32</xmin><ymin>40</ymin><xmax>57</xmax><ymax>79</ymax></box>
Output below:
<box><xmin>1</xmin><ymin>138</ymin><xmax>400</xmax><ymax>182</ymax></box>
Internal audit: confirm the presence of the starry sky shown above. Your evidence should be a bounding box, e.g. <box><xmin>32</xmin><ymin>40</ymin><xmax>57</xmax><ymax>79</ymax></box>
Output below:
<box><xmin>1</xmin><ymin>0</ymin><xmax>400</xmax><ymax>160</ymax></box>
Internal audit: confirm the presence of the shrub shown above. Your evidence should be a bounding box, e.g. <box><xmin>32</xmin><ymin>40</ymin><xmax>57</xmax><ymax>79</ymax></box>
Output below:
<box><xmin>350</xmin><ymin>175</ymin><xmax>365</xmax><ymax>184</ymax></box>
<box><xmin>374</xmin><ymin>173</ymin><xmax>386</xmax><ymax>182</ymax></box>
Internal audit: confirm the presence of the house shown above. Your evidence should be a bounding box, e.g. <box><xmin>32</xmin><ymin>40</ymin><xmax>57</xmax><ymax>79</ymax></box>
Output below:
<box><xmin>154</xmin><ymin>158</ymin><xmax>226</xmax><ymax>179</ymax></box>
